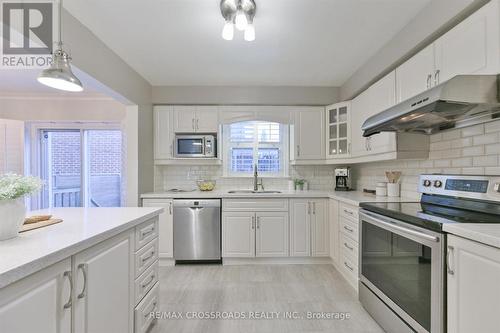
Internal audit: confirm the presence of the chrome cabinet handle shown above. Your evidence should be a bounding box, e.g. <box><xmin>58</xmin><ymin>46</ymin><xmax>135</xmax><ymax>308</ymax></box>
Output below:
<box><xmin>63</xmin><ymin>271</ymin><xmax>73</xmax><ymax>309</ymax></box>
<box><xmin>196</xmin><ymin>119</ymin><xmax>199</xmax><ymax>130</ymax></box>
<box><xmin>307</xmin><ymin>202</ymin><xmax>311</xmax><ymax>215</ymax></box>
<box><xmin>344</xmin><ymin>242</ymin><xmax>353</xmax><ymax>251</ymax></box>
<box><xmin>297</xmin><ymin>145</ymin><xmax>300</xmax><ymax>157</ymax></box>
<box><xmin>170</xmin><ymin>143</ymin><xmax>173</xmax><ymax>157</ymax></box>
<box><xmin>142</xmin><ymin>274</ymin><xmax>156</xmax><ymax>289</ymax></box>
<box><xmin>169</xmin><ymin>202</ymin><xmax>172</xmax><ymax>215</ymax></box>
<box><xmin>77</xmin><ymin>263</ymin><xmax>87</xmax><ymax>299</ymax></box>
<box><xmin>344</xmin><ymin>262</ymin><xmax>354</xmax><ymax>271</ymax></box>
<box><xmin>347</xmin><ymin>143</ymin><xmax>351</xmax><ymax>154</ymax></box>
<box><xmin>251</xmin><ymin>216</ymin><xmax>255</xmax><ymax>229</ymax></box>
<box><xmin>434</xmin><ymin>69</ymin><xmax>440</xmax><ymax>86</ymax></box>
<box><xmin>426</xmin><ymin>74</ymin><xmax>432</xmax><ymax>88</ymax></box>
<box><xmin>142</xmin><ymin>251</ymin><xmax>155</xmax><ymax>263</ymax></box>
<box><xmin>313</xmin><ymin>202</ymin><xmax>316</xmax><ymax>215</ymax></box>
<box><xmin>447</xmin><ymin>246</ymin><xmax>455</xmax><ymax>275</ymax></box>
<box><xmin>343</xmin><ymin>209</ymin><xmax>353</xmax><ymax>215</ymax></box>
<box><xmin>141</xmin><ymin>227</ymin><xmax>155</xmax><ymax>238</ymax></box>
<box><xmin>343</xmin><ymin>225</ymin><xmax>353</xmax><ymax>232</ymax></box>
<box><xmin>192</xmin><ymin>118</ymin><xmax>195</xmax><ymax>130</ymax></box>
<box><xmin>256</xmin><ymin>216</ymin><xmax>260</xmax><ymax>229</ymax></box>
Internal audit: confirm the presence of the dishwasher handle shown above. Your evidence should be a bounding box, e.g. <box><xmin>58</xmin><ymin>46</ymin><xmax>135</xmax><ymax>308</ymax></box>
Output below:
<box><xmin>173</xmin><ymin>199</ymin><xmax>221</xmax><ymax>209</ymax></box>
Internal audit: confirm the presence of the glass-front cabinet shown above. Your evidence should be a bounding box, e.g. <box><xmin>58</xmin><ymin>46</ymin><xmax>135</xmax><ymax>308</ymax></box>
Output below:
<box><xmin>326</xmin><ymin>102</ymin><xmax>350</xmax><ymax>158</ymax></box>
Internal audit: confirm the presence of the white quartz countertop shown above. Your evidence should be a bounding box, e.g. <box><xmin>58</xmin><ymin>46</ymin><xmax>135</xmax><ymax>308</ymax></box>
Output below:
<box><xmin>0</xmin><ymin>207</ymin><xmax>163</xmax><ymax>289</ymax></box>
<box><xmin>141</xmin><ymin>190</ymin><xmax>415</xmax><ymax>206</ymax></box>
<box><xmin>443</xmin><ymin>224</ymin><xmax>500</xmax><ymax>249</ymax></box>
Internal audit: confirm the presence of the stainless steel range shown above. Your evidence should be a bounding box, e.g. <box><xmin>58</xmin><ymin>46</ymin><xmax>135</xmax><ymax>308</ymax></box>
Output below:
<box><xmin>359</xmin><ymin>174</ymin><xmax>500</xmax><ymax>333</ymax></box>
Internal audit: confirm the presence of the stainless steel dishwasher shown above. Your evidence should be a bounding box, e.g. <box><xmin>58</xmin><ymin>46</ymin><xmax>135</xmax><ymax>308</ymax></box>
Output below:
<box><xmin>173</xmin><ymin>199</ymin><xmax>221</xmax><ymax>262</ymax></box>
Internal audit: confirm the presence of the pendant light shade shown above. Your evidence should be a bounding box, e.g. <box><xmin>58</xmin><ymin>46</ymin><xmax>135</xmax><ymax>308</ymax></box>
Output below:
<box><xmin>37</xmin><ymin>0</ymin><xmax>83</xmax><ymax>92</ymax></box>
<box><xmin>222</xmin><ymin>21</ymin><xmax>234</xmax><ymax>40</ymax></box>
<box><xmin>38</xmin><ymin>49</ymin><xmax>83</xmax><ymax>92</ymax></box>
<box><xmin>220</xmin><ymin>0</ymin><xmax>256</xmax><ymax>41</ymax></box>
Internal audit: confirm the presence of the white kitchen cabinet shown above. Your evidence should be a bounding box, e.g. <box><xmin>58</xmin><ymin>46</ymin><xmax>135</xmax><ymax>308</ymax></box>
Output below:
<box><xmin>142</xmin><ymin>199</ymin><xmax>173</xmax><ymax>260</ymax></box>
<box><xmin>0</xmin><ymin>258</ymin><xmax>71</xmax><ymax>333</ymax></box>
<box><xmin>329</xmin><ymin>199</ymin><xmax>339</xmax><ymax>265</ymax></box>
<box><xmin>435</xmin><ymin>0</ymin><xmax>500</xmax><ymax>84</ymax></box>
<box><xmin>396</xmin><ymin>44</ymin><xmax>436</xmax><ymax>103</ymax></box>
<box><xmin>173</xmin><ymin>105</ymin><xmax>219</xmax><ymax>133</ymax></box>
<box><xmin>290</xmin><ymin>199</ymin><xmax>328</xmax><ymax>257</ymax></box>
<box><xmin>73</xmin><ymin>230</ymin><xmax>134</xmax><ymax>333</ymax></box>
<box><xmin>326</xmin><ymin>102</ymin><xmax>350</xmax><ymax>158</ymax></box>
<box><xmin>447</xmin><ymin>235</ymin><xmax>500</xmax><ymax>333</ymax></box>
<box><xmin>350</xmin><ymin>88</ymin><xmax>371</xmax><ymax>158</ymax></box>
<box><xmin>255</xmin><ymin>212</ymin><xmax>289</xmax><ymax>257</ymax></box>
<box><xmin>154</xmin><ymin>105</ymin><xmax>174</xmax><ymax>161</ymax></box>
<box><xmin>291</xmin><ymin>107</ymin><xmax>325</xmax><ymax>161</ymax></box>
<box><xmin>222</xmin><ymin>212</ymin><xmax>255</xmax><ymax>257</ymax></box>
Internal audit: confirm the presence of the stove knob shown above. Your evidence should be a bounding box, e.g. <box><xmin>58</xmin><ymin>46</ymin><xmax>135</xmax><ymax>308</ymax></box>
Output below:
<box><xmin>423</xmin><ymin>180</ymin><xmax>432</xmax><ymax>187</ymax></box>
<box><xmin>434</xmin><ymin>180</ymin><xmax>443</xmax><ymax>188</ymax></box>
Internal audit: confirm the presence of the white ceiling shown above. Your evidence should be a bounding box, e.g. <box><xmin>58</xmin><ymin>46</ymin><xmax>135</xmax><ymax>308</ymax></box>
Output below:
<box><xmin>64</xmin><ymin>0</ymin><xmax>431</xmax><ymax>87</ymax></box>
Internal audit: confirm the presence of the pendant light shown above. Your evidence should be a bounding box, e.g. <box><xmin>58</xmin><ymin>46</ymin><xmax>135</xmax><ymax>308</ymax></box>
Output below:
<box><xmin>38</xmin><ymin>0</ymin><xmax>83</xmax><ymax>92</ymax></box>
<box><xmin>220</xmin><ymin>0</ymin><xmax>256</xmax><ymax>42</ymax></box>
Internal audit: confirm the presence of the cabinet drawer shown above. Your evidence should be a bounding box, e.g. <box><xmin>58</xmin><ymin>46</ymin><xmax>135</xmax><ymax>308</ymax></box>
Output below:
<box><xmin>340</xmin><ymin>202</ymin><xmax>358</xmax><ymax>221</ymax></box>
<box><xmin>340</xmin><ymin>233</ymin><xmax>358</xmax><ymax>260</ymax></box>
<box><xmin>340</xmin><ymin>217</ymin><xmax>359</xmax><ymax>242</ymax></box>
<box><xmin>340</xmin><ymin>254</ymin><xmax>358</xmax><ymax>288</ymax></box>
<box><xmin>135</xmin><ymin>260</ymin><xmax>159</xmax><ymax>305</ymax></box>
<box><xmin>135</xmin><ymin>218</ymin><xmax>159</xmax><ymax>251</ymax></box>
<box><xmin>135</xmin><ymin>238</ymin><xmax>158</xmax><ymax>278</ymax></box>
<box><xmin>135</xmin><ymin>282</ymin><xmax>159</xmax><ymax>333</ymax></box>
<box><xmin>223</xmin><ymin>198</ymin><xmax>288</xmax><ymax>211</ymax></box>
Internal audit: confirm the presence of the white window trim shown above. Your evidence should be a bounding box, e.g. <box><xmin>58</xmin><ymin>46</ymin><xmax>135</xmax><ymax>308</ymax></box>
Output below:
<box><xmin>222</xmin><ymin>122</ymin><xmax>289</xmax><ymax>178</ymax></box>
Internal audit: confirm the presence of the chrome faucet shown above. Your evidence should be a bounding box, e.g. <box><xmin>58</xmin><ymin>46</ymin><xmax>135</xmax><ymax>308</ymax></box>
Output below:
<box><xmin>253</xmin><ymin>164</ymin><xmax>264</xmax><ymax>191</ymax></box>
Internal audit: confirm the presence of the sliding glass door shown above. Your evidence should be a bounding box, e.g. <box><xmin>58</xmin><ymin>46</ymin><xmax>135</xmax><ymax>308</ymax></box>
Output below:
<box><xmin>40</xmin><ymin>129</ymin><xmax>122</xmax><ymax>209</ymax></box>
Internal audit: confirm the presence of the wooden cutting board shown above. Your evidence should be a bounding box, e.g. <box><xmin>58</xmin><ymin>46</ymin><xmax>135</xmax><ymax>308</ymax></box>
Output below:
<box><xmin>20</xmin><ymin>219</ymin><xmax>63</xmax><ymax>233</ymax></box>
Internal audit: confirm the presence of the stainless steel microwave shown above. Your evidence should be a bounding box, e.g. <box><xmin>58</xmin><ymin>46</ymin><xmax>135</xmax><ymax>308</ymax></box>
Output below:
<box><xmin>174</xmin><ymin>135</ymin><xmax>216</xmax><ymax>158</ymax></box>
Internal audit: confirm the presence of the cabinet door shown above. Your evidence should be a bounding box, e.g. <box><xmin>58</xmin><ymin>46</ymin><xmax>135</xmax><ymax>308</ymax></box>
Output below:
<box><xmin>0</xmin><ymin>259</ymin><xmax>71</xmax><ymax>333</ymax></box>
<box><xmin>289</xmin><ymin>199</ymin><xmax>311</xmax><ymax>257</ymax></box>
<box><xmin>366</xmin><ymin>71</ymin><xmax>397</xmax><ymax>155</ymax></box>
<box><xmin>350</xmin><ymin>89</ymin><xmax>371</xmax><ymax>157</ymax></box>
<box><xmin>143</xmin><ymin>199</ymin><xmax>173</xmax><ymax>258</ymax></box>
<box><xmin>173</xmin><ymin>105</ymin><xmax>197</xmax><ymax>132</ymax></box>
<box><xmin>153</xmin><ymin>106</ymin><xmax>174</xmax><ymax>160</ymax></box>
<box><xmin>396</xmin><ymin>44</ymin><xmax>436</xmax><ymax>102</ymax></box>
<box><xmin>293</xmin><ymin>107</ymin><xmax>325</xmax><ymax>160</ymax></box>
<box><xmin>222</xmin><ymin>212</ymin><xmax>255</xmax><ymax>257</ymax></box>
<box><xmin>255</xmin><ymin>212</ymin><xmax>289</xmax><ymax>257</ymax></box>
<box><xmin>195</xmin><ymin>106</ymin><xmax>219</xmax><ymax>132</ymax></box>
<box><xmin>329</xmin><ymin>199</ymin><xmax>339</xmax><ymax>265</ymax></box>
<box><xmin>326</xmin><ymin>102</ymin><xmax>350</xmax><ymax>158</ymax></box>
<box><xmin>311</xmin><ymin>199</ymin><xmax>329</xmax><ymax>257</ymax></box>
<box><xmin>435</xmin><ymin>0</ymin><xmax>500</xmax><ymax>84</ymax></box>
<box><xmin>447</xmin><ymin>235</ymin><xmax>500</xmax><ymax>333</ymax></box>
<box><xmin>73</xmin><ymin>231</ymin><xmax>134</xmax><ymax>333</ymax></box>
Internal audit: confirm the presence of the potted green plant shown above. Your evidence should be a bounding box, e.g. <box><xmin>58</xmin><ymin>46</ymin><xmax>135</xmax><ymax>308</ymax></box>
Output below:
<box><xmin>294</xmin><ymin>179</ymin><xmax>305</xmax><ymax>191</ymax></box>
<box><xmin>0</xmin><ymin>174</ymin><xmax>42</xmax><ymax>240</ymax></box>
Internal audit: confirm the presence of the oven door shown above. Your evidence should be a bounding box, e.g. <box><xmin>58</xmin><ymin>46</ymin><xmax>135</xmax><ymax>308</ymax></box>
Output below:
<box><xmin>359</xmin><ymin>210</ymin><xmax>444</xmax><ymax>333</ymax></box>
<box><xmin>174</xmin><ymin>136</ymin><xmax>206</xmax><ymax>157</ymax></box>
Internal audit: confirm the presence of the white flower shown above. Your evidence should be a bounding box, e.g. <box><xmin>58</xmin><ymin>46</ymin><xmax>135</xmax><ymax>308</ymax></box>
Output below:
<box><xmin>0</xmin><ymin>174</ymin><xmax>43</xmax><ymax>201</ymax></box>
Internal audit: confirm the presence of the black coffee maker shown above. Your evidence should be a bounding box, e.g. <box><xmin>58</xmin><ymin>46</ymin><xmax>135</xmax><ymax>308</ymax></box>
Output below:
<box><xmin>335</xmin><ymin>167</ymin><xmax>351</xmax><ymax>191</ymax></box>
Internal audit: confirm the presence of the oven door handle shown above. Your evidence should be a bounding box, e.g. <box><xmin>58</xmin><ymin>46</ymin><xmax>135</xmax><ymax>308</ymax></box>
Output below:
<box><xmin>360</xmin><ymin>211</ymin><xmax>439</xmax><ymax>243</ymax></box>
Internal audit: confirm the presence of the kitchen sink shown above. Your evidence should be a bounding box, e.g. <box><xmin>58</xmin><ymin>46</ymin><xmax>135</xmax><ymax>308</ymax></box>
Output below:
<box><xmin>227</xmin><ymin>190</ymin><xmax>282</xmax><ymax>194</ymax></box>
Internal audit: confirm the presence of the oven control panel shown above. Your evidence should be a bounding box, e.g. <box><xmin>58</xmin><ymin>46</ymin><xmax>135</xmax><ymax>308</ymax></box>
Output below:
<box><xmin>419</xmin><ymin>174</ymin><xmax>500</xmax><ymax>202</ymax></box>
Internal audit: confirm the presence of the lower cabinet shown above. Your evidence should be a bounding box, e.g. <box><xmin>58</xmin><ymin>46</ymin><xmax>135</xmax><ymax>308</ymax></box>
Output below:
<box><xmin>447</xmin><ymin>235</ymin><xmax>500</xmax><ymax>333</ymax></box>
<box><xmin>0</xmin><ymin>258</ymin><xmax>72</xmax><ymax>333</ymax></box>
<box><xmin>142</xmin><ymin>198</ymin><xmax>173</xmax><ymax>259</ymax></box>
<box><xmin>222</xmin><ymin>211</ymin><xmax>289</xmax><ymax>257</ymax></box>
<box><xmin>289</xmin><ymin>199</ymin><xmax>329</xmax><ymax>257</ymax></box>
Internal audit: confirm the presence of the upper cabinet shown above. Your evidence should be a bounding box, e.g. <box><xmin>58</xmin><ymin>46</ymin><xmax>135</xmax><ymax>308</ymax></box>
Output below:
<box><xmin>396</xmin><ymin>0</ymin><xmax>499</xmax><ymax>103</ymax></box>
<box><xmin>154</xmin><ymin>105</ymin><xmax>174</xmax><ymax>161</ymax></box>
<box><xmin>291</xmin><ymin>107</ymin><xmax>325</xmax><ymax>161</ymax></box>
<box><xmin>326</xmin><ymin>102</ymin><xmax>351</xmax><ymax>159</ymax></box>
<box><xmin>173</xmin><ymin>105</ymin><xmax>219</xmax><ymax>133</ymax></box>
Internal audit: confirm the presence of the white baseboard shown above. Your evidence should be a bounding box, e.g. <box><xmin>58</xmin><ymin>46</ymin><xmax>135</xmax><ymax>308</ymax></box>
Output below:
<box><xmin>159</xmin><ymin>257</ymin><xmax>175</xmax><ymax>266</ymax></box>
<box><xmin>222</xmin><ymin>256</ymin><xmax>332</xmax><ymax>265</ymax></box>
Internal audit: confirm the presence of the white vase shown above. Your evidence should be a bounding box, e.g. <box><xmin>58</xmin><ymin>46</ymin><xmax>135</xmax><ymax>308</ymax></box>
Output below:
<box><xmin>387</xmin><ymin>183</ymin><xmax>401</xmax><ymax>197</ymax></box>
<box><xmin>0</xmin><ymin>198</ymin><xmax>26</xmax><ymax>241</ymax></box>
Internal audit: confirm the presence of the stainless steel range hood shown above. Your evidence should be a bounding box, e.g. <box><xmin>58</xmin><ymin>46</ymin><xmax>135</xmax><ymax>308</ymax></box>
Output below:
<box><xmin>362</xmin><ymin>75</ymin><xmax>500</xmax><ymax>137</ymax></box>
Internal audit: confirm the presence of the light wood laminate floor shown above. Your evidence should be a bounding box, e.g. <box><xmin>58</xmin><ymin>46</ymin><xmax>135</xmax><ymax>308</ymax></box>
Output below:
<box><xmin>150</xmin><ymin>264</ymin><xmax>384</xmax><ymax>333</ymax></box>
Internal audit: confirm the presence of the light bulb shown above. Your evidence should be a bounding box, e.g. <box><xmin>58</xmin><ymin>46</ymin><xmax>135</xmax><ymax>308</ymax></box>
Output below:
<box><xmin>235</xmin><ymin>10</ymin><xmax>248</xmax><ymax>31</ymax></box>
<box><xmin>244</xmin><ymin>23</ymin><xmax>255</xmax><ymax>41</ymax></box>
<box><xmin>222</xmin><ymin>21</ymin><xmax>234</xmax><ymax>40</ymax></box>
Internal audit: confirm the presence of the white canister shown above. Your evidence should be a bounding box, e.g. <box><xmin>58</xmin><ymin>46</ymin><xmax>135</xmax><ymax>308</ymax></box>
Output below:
<box><xmin>0</xmin><ymin>198</ymin><xmax>26</xmax><ymax>240</ymax></box>
<box><xmin>387</xmin><ymin>183</ymin><xmax>401</xmax><ymax>197</ymax></box>
<box><xmin>288</xmin><ymin>180</ymin><xmax>295</xmax><ymax>191</ymax></box>
<box><xmin>376</xmin><ymin>182</ymin><xmax>387</xmax><ymax>196</ymax></box>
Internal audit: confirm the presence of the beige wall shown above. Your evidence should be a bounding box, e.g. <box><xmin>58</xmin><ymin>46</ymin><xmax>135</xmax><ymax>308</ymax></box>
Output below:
<box><xmin>340</xmin><ymin>0</ymin><xmax>491</xmax><ymax>100</ymax></box>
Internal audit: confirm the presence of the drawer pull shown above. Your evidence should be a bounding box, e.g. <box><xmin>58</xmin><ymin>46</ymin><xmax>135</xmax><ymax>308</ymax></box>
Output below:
<box><xmin>77</xmin><ymin>263</ymin><xmax>87</xmax><ymax>299</ymax></box>
<box><xmin>344</xmin><ymin>242</ymin><xmax>353</xmax><ymax>251</ymax></box>
<box><xmin>343</xmin><ymin>225</ymin><xmax>354</xmax><ymax>232</ymax></box>
<box><xmin>145</xmin><ymin>301</ymin><xmax>158</xmax><ymax>318</ymax></box>
<box><xmin>344</xmin><ymin>262</ymin><xmax>354</xmax><ymax>271</ymax></box>
<box><xmin>141</xmin><ymin>227</ymin><xmax>155</xmax><ymax>238</ymax></box>
<box><xmin>142</xmin><ymin>251</ymin><xmax>155</xmax><ymax>263</ymax></box>
<box><xmin>63</xmin><ymin>271</ymin><xmax>73</xmax><ymax>309</ymax></box>
<box><xmin>343</xmin><ymin>209</ymin><xmax>354</xmax><ymax>215</ymax></box>
<box><xmin>142</xmin><ymin>274</ymin><xmax>156</xmax><ymax>289</ymax></box>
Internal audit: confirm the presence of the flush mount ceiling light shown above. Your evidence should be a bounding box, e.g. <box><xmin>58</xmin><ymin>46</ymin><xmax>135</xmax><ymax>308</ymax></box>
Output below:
<box><xmin>220</xmin><ymin>0</ymin><xmax>256</xmax><ymax>41</ymax></box>
<box><xmin>38</xmin><ymin>0</ymin><xmax>83</xmax><ymax>92</ymax></box>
